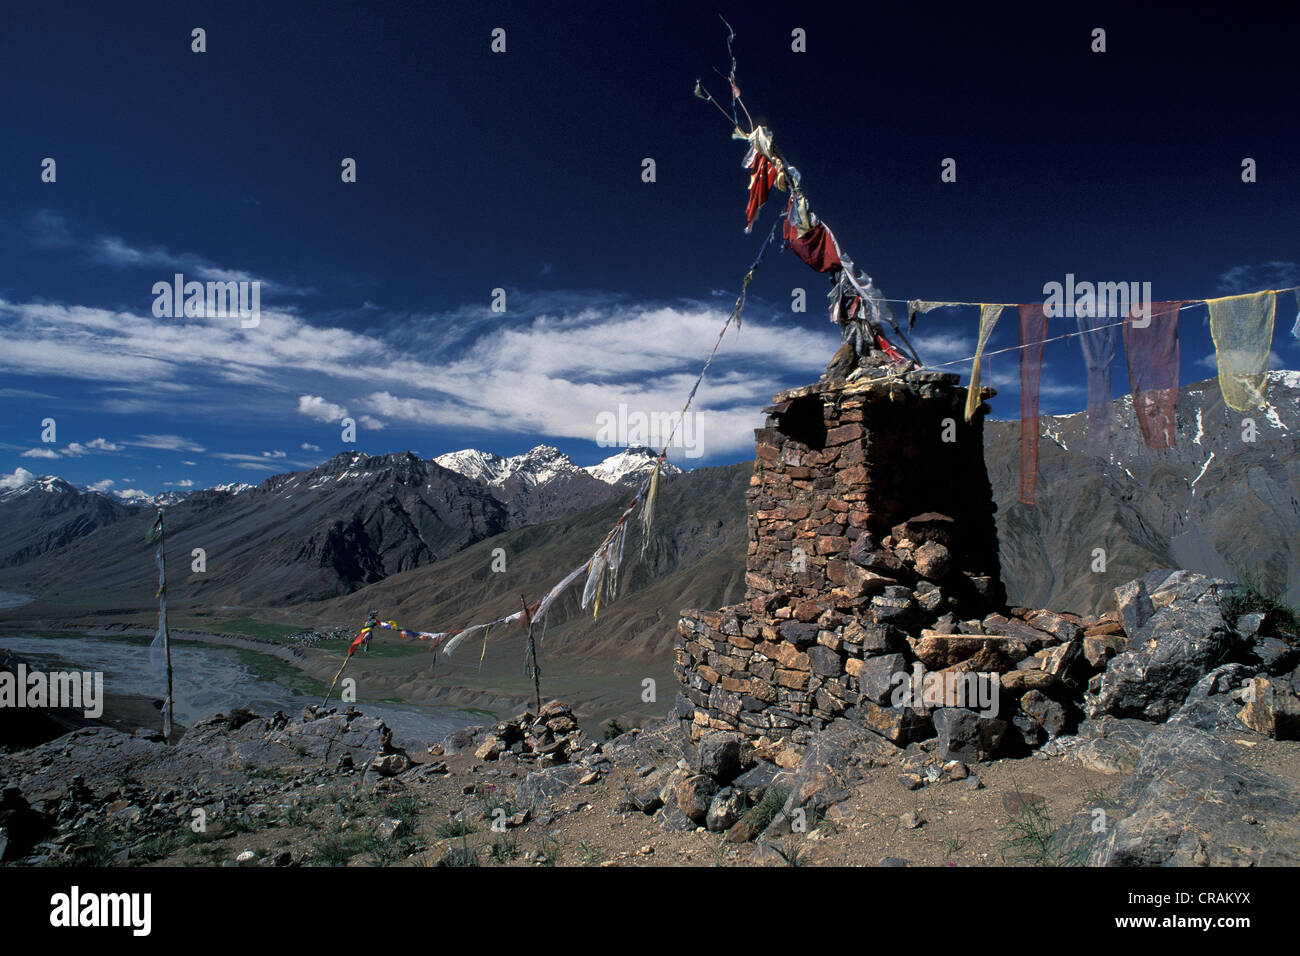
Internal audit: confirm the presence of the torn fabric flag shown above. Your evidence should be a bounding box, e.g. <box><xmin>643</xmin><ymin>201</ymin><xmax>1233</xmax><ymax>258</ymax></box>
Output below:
<box><xmin>1077</xmin><ymin>311</ymin><xmax>1119</xmax><ymax>452</ymax></box>
<box><xmin>744</xmin><ymin>152</ymin><xmax>777</xmax><ymax>233</ymax></box>
<box><xmin>907</xmin><ymin>300</ymin><xmax>961</xmax><ymax>330</ymax></box>
<box><xmin>1206</xmin><ymin>291</ymin><xmax>1276</xmax><ymax>411</ymax></box>
<box><xmin>965</xmin><ymin>305</ymin><xmax>1003</xmax><ymax>422</ymax></box>
<box><xmin>1018</xmin><ymin>304</ymin><xmax>1049</xmax><ymax>505</ymax></box>
<box><xmin>785</xmin><ymin>222</ymin><xmax>841</xmax><ymax>273</ymax></box>
<box><xmin>1123</xmin><ymin>301</ymin><xmax>1183</xmax><ymax>450</ymax></box>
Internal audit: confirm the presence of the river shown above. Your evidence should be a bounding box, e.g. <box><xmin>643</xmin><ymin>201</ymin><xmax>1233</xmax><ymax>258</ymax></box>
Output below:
<box><xmin>0</xmin><ymin>632</ymin><xmax>482</xmax><ymax>749</ymax></box>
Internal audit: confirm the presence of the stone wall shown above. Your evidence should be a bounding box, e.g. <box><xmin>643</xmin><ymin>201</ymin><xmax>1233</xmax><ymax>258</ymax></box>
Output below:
<box><xmin>744</xmin><ymin>372</ymin><xmax>1003</xmax><ymax>610</ymax></box>
<box><xmin>675</xmin><ymin>372</ymin><xmax>1035</xmax><ymax>745</ymax></box>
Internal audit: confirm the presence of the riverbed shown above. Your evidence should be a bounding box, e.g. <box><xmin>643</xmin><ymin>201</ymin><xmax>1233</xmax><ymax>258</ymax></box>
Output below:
<box><xmin>0</xmin><ymin>632</ymin><xmax>481</xmax><ymax>749</ymax></box>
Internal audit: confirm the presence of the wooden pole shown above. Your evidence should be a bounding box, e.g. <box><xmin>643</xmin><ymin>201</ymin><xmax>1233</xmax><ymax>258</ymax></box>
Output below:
<box><xmin>157</xmin><ymin>509</ymin><xmax>174</xmax><ymax>744</ymax></box>
<box><xmin>521</xmin><ymin>595</ymin><xmax>541</xmax><ymax>715</ymax></box>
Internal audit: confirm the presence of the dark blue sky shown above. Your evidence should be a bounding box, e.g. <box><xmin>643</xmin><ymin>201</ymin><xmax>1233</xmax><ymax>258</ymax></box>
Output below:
<box><xmin>1</xmin><ymin>1</ymin><xmax>1297</xmax><ymax>496</ymax></box>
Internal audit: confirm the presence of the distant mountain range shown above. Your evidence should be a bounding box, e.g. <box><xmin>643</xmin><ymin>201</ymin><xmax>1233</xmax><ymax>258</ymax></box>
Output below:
<box><xmin>984</xmin><ymin>369</ymin><xmax>1300</xmax><ymax>612</ymax></box>
<box><xmin>0</xmin><ymin>445</ymin><xmax>686</xmax><ymax>606</ymax></box>
<box><xmin>2</xmin><ymin>373</ymin><xmax>1297</xmax><ymax>667</ymax></box>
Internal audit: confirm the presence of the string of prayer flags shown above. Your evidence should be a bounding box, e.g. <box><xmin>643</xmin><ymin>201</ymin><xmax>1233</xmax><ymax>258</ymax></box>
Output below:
<box><xmin>1077</xmin><ymin>311</ymin><xmax>1120</xmax><ymax>452</ymax></box>
<box><xmin>965</xmin><ymin>305</ymin><xmax>1004</xmax><ymax>421</ymax></box>
<box><xmin>1018</xmin><ymin>304</ymin><xmax>1049</xmax><ymax>504</ymax></box>
<box><xmin>1206</xmin><ymin>291</ymin><xmax>1276</xmax><ymax>411</ymax></box>
<box><xmin>1123</xmin><ymin>302</ymin><xmax>1183</xmax><ymax>450</ymax></box>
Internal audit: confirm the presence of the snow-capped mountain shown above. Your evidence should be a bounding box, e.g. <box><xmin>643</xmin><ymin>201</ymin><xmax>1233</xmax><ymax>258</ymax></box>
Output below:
<box><xmin>436</xmin><ymin>445</ymin><xmax>619</xmax><ymax>524</ymax></box>
<box><xmin>434</xmin><ymin>445</ymin><xmax>583</xmax><ymax>488</ymax></box>
<box><xmin>431</xmin><ymin>448</ymin><xmax>507</xmax><ymax>484</ymax></box>
<box><xmin>0</xmin><ymin>473</ymin><xmax>134</xmax><ymax>568</ymax></box>
<box><xmin>583</xmin><ymin>446</ymin><xmax>684</xmax><ymax>488</ymax></box>
<box><xmin>211</xmin><ymin>482</ymin><xmax>255</xmax><ymax>496</ymax></box>
<box><xmin>438</xmin><ymin>444</ymin><xmax>682</xmax><ymax>491</ymax></box>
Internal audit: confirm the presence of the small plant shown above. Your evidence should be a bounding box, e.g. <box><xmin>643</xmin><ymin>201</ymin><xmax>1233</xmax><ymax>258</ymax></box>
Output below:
<box><xmin>487</xmin><ymin>834</ymin><xmax>519</xmax><ymax>864</ymax></box>
<box><xmin>383</xmin><ymin>794</ymin><xmax>423</xmax><ymax>832</ymax></box>
<box><xmin>536</xmin><ymin>833</ymin><xmax>563</xmax><ymax>867</ymax></box>
<box><xmin>314</xmin><ymin>832</ymin><xmax>369</xmax><ymax>866</ymax></box>
<box><xmin>436</xmin><ymin>819</ymin><xmax>476</xmax><ymax>839</ymax></box>
<box><xmin>577</xmin><ymin>840</ymin><xmax>605</xmax><ymax>866</ymax></box>
<box><xmin>1222</xmin><ymin>567</ymin><xmax>1300</xmax><ymax>637</ymax></box>
<box><xmin>746</xmin><ymin>785</ymin><xmax>791</xmax><ymax>834</ymax></box>
<box><xmin>1001</xmin><ymin>785</ymin><xmax>1085</xmax><ymax>866</ymax></box>
<box><xmin>773</xmin><ymin>836</ymin><xmax>807</xmax><ymax>867</ymax></box>
<box><xmin>603</xmin><ymin>718</ymin><xmax>627</xmax><ymax>740</ymax></box>
<box><xmin>442</xmin><ymin>836</ymin><xmax>479</xmax><ymax>867</ymax></box>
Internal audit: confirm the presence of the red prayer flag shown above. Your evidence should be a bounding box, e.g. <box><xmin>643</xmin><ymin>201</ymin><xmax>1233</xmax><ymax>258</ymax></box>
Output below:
<box><xmin>1018</xmin><ymin>304</ymin><xmax>1049</xmax><ymax>504</ymax></box>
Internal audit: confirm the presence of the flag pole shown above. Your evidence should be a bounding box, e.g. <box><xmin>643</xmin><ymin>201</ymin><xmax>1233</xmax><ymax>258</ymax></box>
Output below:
<box><xmin>151</xmin><ymin>507</ymin><xmax>175</xmax><ymax>744</ymax></box>
<box><xmin>521</xmin><ymin>595</ymin><xmax>541</xmax><ymax>715</ymax></box>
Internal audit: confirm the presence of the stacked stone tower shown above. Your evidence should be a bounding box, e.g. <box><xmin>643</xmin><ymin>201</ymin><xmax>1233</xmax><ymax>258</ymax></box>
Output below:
<box><xmin>674</xmin><ymin>370</ymin><xmax>1013</xmax><ymax>745</ymax></box>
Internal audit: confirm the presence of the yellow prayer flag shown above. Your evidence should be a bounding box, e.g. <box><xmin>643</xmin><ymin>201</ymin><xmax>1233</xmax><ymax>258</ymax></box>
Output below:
<box><xmin>965</xmin><ymin>305</ymin><xmax>1004</xmax><ymax>421</ymax></box>
<box><xmin>1206</xmin><ymin>292</ymin><xmax>1275</xmax><ymax>411</ymax></box>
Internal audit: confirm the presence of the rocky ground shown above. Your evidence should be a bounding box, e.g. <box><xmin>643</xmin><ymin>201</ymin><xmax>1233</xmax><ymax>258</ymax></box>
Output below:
<box><xmin>1</xmin><ymin>570</ymin><xmax>1298</xmax><ymax>867</ymax></box>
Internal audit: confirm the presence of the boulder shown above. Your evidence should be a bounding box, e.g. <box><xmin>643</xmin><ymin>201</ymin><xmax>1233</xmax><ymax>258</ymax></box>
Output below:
<box><xmin>1239</xmin><ymin>677</ymin><xmax>1300</xmax><ymax>740</ymax></box>
<box><xmin>1020</xmin><ymin>690</ymin><xmax>1066</xmax><ymax>739</ymax></box>
<box><xmin>931</xmin><ymin>708</ymin><xmax>1008</xmax><ymax>762</ymax></box>
<box><xmin>1087</xmin><ymin>587</ymin><xmax>1237</xmax><ymax>722</ymax></box>
<box><xmin>1113</xmin><ymin>578</ymin><xmax>1155</xmax><ymax>638</ymax></box>
<box><xmin>693</xmin><ymin>731</ymin><xmax>743</xmax><ymax>784</ymax></box>
<box><xmin>705</xmin><ymin>787</ymin><xmax>747</xmax><ymax>832</ymax></box>
<box><xmin>1064</xmin><ymin>724</ymin><xmax>1300</xmax><ymax>865</ymax></box>
<box><xmin>676</xmin><ymin>775</ymin><xmax>721</xmax><ymax>823</ymax></box>
<box><xmin>913</xmin><ymin>541</ymin><xmax>951</xmax><ymax>580</ymax></box>
<box><xmin>857</xmin><ymin>653</ymin><xmax>908</xmax><ymax>705</ymax></box>
<box><xmin>516</xmin><ymin>764</ymin><xmax>585</xmax><ymax>809</ymax></box>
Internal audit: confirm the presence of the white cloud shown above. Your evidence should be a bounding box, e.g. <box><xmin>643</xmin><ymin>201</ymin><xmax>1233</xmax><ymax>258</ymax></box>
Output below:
<box><xmin>359</xmin><ymin>415</ymin><xmax>386</xmax><ymax>430</ymax></box>
<box><xmin>164</xmin><ymin>479</ymin><xmax>194</xmax><ymax>487</ymax></box>
<box><xmin>300</xmin><ymin>443</ymin><xmax>321</xmax><ymax>452</ymax></box>
<box><xmin>20</xmin><ymin>447</ymin><xmax>60</xmax><ymax>459</ymax></box>
<box><xmin>181</xmin><ymin>460</ymin><xmax>197</xmax><ymax>466</ymax></box>
<box><xmin>88</xmin><ymin>479</ymin><xmax>115</xmax><ymax>492</ymax></box>
<box><xmin>126</xmin><ymin>434</ymin><xmax>206</xmax><ymax>453</ymax></box>
<box><xmin>0</xmin><ymin>467</ymin><xmax>36</xmax><ymax>490</ymax></box>
<box><xmin>64</xmin><ymin>438</ymin><xmax>117</xmax><ymax>457</ymax></box>
<box><xmin>298</xmin><ymin>394</ymin><xmax>349</xmax><ymax>422</ymax></box>
<box><xmin>1196</xmin><ymin>350</ymin><xmax>1287</xmax><ymax>371</ymax></box>
<box><xmin>0</xmin><ymin>293</ymin><xmax>839</xmax><ymax>459</ymax></box>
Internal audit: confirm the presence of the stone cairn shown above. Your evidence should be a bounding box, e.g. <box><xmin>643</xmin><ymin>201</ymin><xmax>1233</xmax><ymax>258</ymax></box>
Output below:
<box><xmin>674</xmin><ymin>371</ymin><xmax>1130</xmax><ymax>759</ymax></box>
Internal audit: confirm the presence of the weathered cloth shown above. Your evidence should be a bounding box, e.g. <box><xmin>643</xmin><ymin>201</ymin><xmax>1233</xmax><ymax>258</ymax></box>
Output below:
<box><xmin>965</xmin><ymin>304</ymin><xmax>1003</xmax><ymax>421</ymax></box>
<box><xmin>744</xmin><ymin>152</ymin><xmax>777</xmax><ymax>233</ymax></box>
<box><xmin>907</xmin><ymin>300</ymin><xmax>962</xmax><ymax>330</ymax></box>
<box><xmin>1077</xmin><ymin>311</ymin><xmax>1119</xmax><ymax>452</ymax></box>
<box><xmin>1019</xmin><ymin>304</ymin><xmax>1049</xmax><ymax>504</ymax></box>
<box><xmin>1123</xmin><ymin>302</ymin><xmax>1183</xmax><ymax>449</ymax></box>
<box><xmin>1206</xmin><ymin>291</ymin><xmax>1276</xmax><ymax>411</ymax></box>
